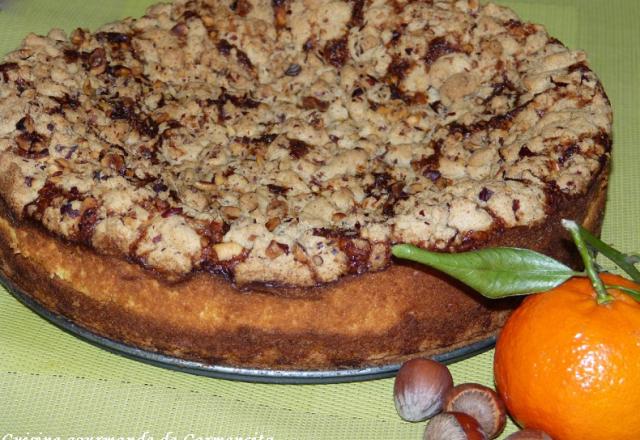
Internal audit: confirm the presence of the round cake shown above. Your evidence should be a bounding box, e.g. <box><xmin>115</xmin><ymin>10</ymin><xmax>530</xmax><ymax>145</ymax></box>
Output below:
<box><xmin>0</xmin><ymin>0</ymin><xmax>611</xmax><ymax>370</ymax></box>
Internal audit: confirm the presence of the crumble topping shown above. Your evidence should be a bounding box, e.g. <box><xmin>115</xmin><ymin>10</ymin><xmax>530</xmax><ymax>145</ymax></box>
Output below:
<box><xmin>0</xmin><ymin>0</ymin><xmax>612</xmax><ymax>286</ymax></box>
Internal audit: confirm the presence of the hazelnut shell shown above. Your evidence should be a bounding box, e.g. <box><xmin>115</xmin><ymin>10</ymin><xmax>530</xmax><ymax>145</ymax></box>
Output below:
<box><xmin>504</xmin><ymin>429</ymin><xmax>553</xmax><ymax>440</ymax></box>
<box><xmin>444</xmin><ymin>383</ymin><xmax>507</xmax><ymax>438</ymax></box>
<box><xmin>394</xmin><ymin>358</ymin><xmax>453</xmax><ymax>422</ymax></box>
<box><xmin>424</xmin><ymin>411</ymin><xmax>488</xmax><ymax>440</ymax></box>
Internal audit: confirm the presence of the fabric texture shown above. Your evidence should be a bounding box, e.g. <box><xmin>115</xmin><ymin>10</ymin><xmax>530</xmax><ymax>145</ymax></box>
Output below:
<box><xmin>0</xmin><ymin>1</ymin><xmax>638</xmax><ymax>438</ymax></box>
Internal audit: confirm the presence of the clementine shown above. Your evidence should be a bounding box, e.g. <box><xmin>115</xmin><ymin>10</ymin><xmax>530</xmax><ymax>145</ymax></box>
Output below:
<box><xmin>494</xmin><ymin>273</ymin><xmax>640</xmax><ymax>440</ymax></box>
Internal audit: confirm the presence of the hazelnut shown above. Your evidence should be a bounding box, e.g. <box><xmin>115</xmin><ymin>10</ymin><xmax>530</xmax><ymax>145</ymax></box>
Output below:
<box><xmin>88</xmin><ymin>47</ymin><xmax>107</xmax><ymax>75</ymax></box>
<box><xmin>101</xmin><ymin>152</ymin><xmax>126</xmax><ymax>175</ymax></box>
<box><xmin>54</xmin><ymin>158</ymin><xmax>71</xmax><ymax>170</ymax></box>
<box><xmin>267</xmin><ymin>199</ymin><xmax>288</xmax><ymax>217</ymax></box>
<box><xmin>212</xmin><ymin>242</ymin><xmax>243</xmax><ymax>261</ymax></box>
<box><xmin>444</xmin><ymin>383</ymin><xmax>507</xmax><ymax>439</ymax></box>
<box><xmin>70</xmin><ymin>28</ymin><xmax>86</xmax><ymax>46</ymax></box>
<box><xmin>171</xmin><ymin>22</ymin><xmax>189</xmax><ymax>37</ymax></box>
<box><xmin>82</xmin><ymin>79</ymin><xmax>93</xmax><ymax>96</ymax></box>
<box><xmin>201</xmin><ymin>14</ymin><xmax>215</xmax><ymax>28</ymax></box>
<box><xmin>82</xmin><ymin>197</ymin><xmax>98</xmax><ymax>210</ymax></box>
<box><xmin>221</xmin><ymin>206</ymin><xmax>242</xmax><ymax>220</ymax></box>
<box><xmin>265</xmin><ymin>217</ymin><xmax>281</xmax><ymax>232</ymax></box>
<box><xmin>292</xmin><ymin>243</ymin><xmax>309</xmax><ymax>263</ymax></box>
<box><xmin>265</xmin><ymin>240</ymin><xmax>288</xmax><ymax>259</ymax></box>
<box><xmin>332</xmin><ymin>212</ymin><xmax>347</xmax><ymax>222</ymax></box>
<box><xmin>504</xmin><ymin>429</ymin><xmax>553</xmax><ymax>440</ymax></box>
<box><xmin>193</xmin><ymin>181</ymin><xmax>217</xmax><ymax>192</ymax></box>
<box><xmin>394</xmin><ymin>358</ymin><xmax>453</xmax><ymax>422</ymax></box>
<box><xmin>113</xmin><ymin>65</ymin><xmax>132</xmax><ymax>78</ymax></box>
<box><xmin>424</xmin><ymin>412</ymin><xmax>487</xmax><ymax>440</ymax></box>
<box><xmin>130</xmin><ymin>64</ymin><xmax>144</xmax><ymax>77</ymax></box>
<box><xmin>239</xmin><ymin>193</ymin><xmax>259</xmax><ymax>212</ymax></box>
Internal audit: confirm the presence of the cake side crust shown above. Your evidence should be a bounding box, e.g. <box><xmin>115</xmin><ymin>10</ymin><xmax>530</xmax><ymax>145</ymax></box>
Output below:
<box><xmin>0</xmin><ymin>168</ymin><xmax>608</xmax><ymax>369</ymax></box>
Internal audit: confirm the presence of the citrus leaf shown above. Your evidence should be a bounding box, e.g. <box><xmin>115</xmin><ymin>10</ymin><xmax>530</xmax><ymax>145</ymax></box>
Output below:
<box><xmin>576</xmin><ymin>223</ymin><xmax>640</xmax><ymax>283</ymax></box>
<box><xmin>391</xmin><ymin>244</ymin><xmax>579</xmax><ymax>299</ymax></box>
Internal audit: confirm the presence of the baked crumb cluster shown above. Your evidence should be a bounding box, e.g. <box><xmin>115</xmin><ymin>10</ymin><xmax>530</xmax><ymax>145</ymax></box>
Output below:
<box><xmin>0</xmin><ymin>0</ymin><xmax>611</xmax><ymax>286</ymax></box>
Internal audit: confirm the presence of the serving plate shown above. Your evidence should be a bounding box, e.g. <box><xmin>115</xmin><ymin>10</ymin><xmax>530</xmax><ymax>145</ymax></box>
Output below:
<box><xmin>0</xmin><ymin>273</ymin><xmax>495</xmax><ymax>384</ymax></box>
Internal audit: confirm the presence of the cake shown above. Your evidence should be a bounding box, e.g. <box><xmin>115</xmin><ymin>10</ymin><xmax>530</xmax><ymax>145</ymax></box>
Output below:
<box><xmin>0</xmin><ymin>0</ymin><xmax>611</xmax><ymax>370</ymax></box>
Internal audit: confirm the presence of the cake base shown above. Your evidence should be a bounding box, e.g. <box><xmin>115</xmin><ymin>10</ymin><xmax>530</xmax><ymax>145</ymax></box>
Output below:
<box><xmin>0</xmin><ymin>276</ymin><xmax>498</xmax><ymax>383</ymax></box>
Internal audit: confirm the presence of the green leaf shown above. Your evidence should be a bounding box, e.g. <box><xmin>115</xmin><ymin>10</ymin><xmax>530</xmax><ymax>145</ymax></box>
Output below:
<box><xmin>391</xmin><ymin>244</ymin><xmax>579</xmax><ymax>299</ymax></box>
<box><xmin>576</xmin><ymin>223</ymin><xmax>640</xmax><ymax>284</ymax></box>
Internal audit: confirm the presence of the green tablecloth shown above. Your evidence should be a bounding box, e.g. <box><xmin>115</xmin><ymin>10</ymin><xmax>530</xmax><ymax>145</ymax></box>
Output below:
<box><xmin>1</xmin><ymin>1</ymin><xmax>638</xmax><ymax>438</ymax></box>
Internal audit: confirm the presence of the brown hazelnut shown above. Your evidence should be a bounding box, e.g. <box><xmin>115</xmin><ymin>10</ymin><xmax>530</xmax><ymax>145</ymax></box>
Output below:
<box><xmin>113</xmin><ymin>65</ymin><xmax>132</xmax><ymax>78</ymax></box>
<box><xmin>292</xmin><ymin>242</ymin><xmax>309</xmax><ymax>263</ymax></box>
<box><xmin>221</xmin><ymin>206</ymin><xmax>242</xmax><ymax>220</ymax></box>
<box><xmin>424</xmin><ymin>412</ymin><xmax>487</xmax><ymax>440</ymax></box>
<box><xmin>54</xmin><ymin>158</ymin><xmax>71</xmax><ymax>170</ymax></box>
<box><xmin>70</xmin><ymin>28</ymin><xmax>86</xmax><ymax>46</ymax></box>
<box><xmin>394</xmin><ymin>358</ymin><xmax>453</xmax><ymax>422</ymax></box>
<box><xmin>265</xmin><ymin>217</ymin><xmax>281</xmax><ymax>232</ymax></box>
<box><xmin>265</xmin><ymin>240</ymin><xmax>288</xmax><ymax>259</ymax></box>
<box><xmin>332</xmin><ymin>212</ymin><xmax>347</xmax><ymax>222</ymax></box>
<box><xmin>100</xmin><ymin>152</ymin><xmax>126</xmax><ymax>175</ymax></box>
<box><xmin>201</xmin><ymin>15</ymin><xmax>215</xmax><ymax>28</ymax></box>
<box><xmin>444</xmin><ymin>383</ymin><xmax>507</xmax><ymax>439</ymax></box>
<box><xmin>238</xmin><ymin>193</ymin><xmax>259</xmax><ymax>212</ymax></box>
<box><xmin>171</xmin><ymin>22</ymin><xmax>189</xmax><ymax>37</ymax></box>
<box><xmin>88</xmin><ymin>47</ymin><xmax>107</xmax><ymax>75</ymax></box>
<box><xmin>504</xmin><ymin>429</ymin><xmax>553</xmax><ymax>440</ymax></box>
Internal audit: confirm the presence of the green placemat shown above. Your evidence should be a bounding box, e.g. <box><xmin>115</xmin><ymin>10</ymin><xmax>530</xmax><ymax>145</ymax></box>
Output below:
<box><xmin>1</xmin><ymin>1</ymin><xmax>638</xmax><ymax>438</ymax></box>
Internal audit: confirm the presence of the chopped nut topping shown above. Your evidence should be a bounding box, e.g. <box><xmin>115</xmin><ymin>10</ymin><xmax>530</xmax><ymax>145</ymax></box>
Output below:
<box><xmin>0</xmin><ymin>0</ymin><xmax>611</xmax><ymax>286</ymax></box>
